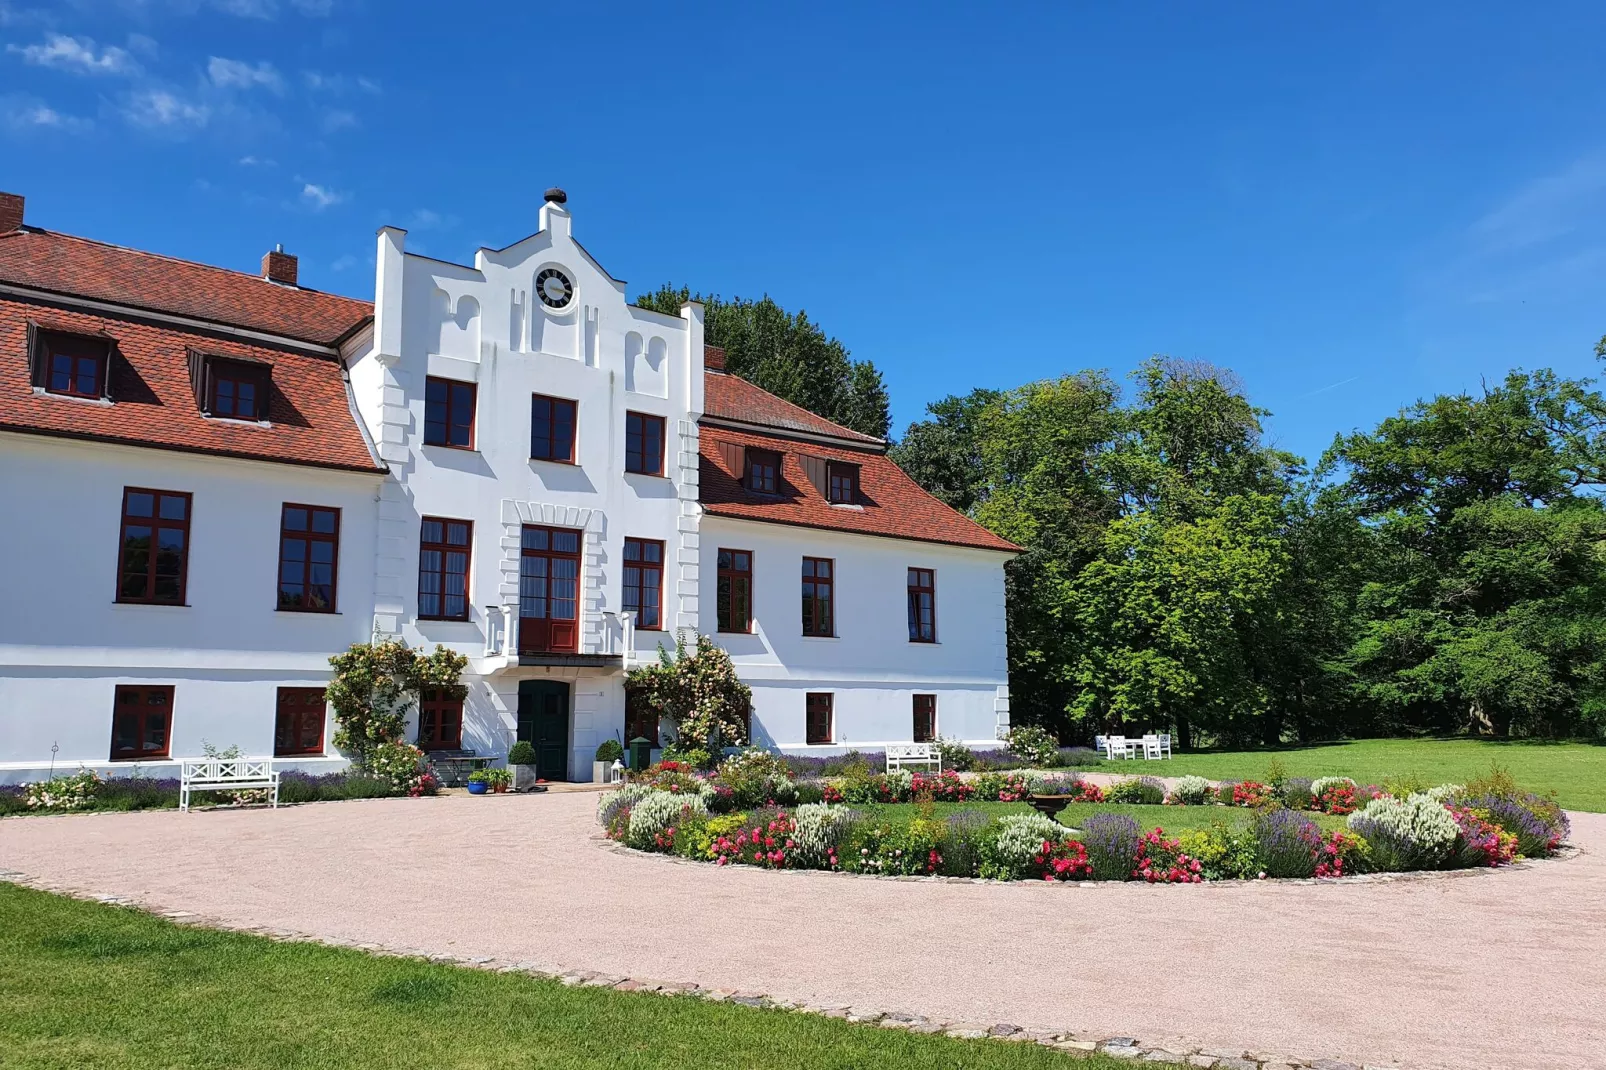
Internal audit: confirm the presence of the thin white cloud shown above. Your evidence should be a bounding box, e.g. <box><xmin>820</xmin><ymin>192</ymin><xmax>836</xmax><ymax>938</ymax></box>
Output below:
<box><xmin>210</xmin><ymin>0</ymin><xmax>278</xmax><ymax>18</ymax></box>
<box><xmin>356</xmin><ymin>76</ymin><xmax>379</xmax><ymax>94</ymax></box>
<box><xmin>7</xmin><ymin>33</ymin><xmax>137</xmax><ymax>76</ymax></box>
<box><xmin>123</xmin><ymin>88</ymin><xmax>210</xmax><ymax>128</ymax></box>
<box><xmin>1</xmin><ymin>93</ymin><xmax>92</xmax><ymax>132</ymax></box>
<box><xmin>407</xmin><ymin>209</ymin><xmax>459</xmax><ymax>231</ymax></box>
<box><xmin>208</xmin><ymin>56</ymin><xmax>283</xmax><ymax>93</ymax></box>
<box><xmin>330</xmin><ymin>253</ymin><xmax>357</xmax><ymax>271</ymax></box>
<box><xmin>1467</xmin><ymin>154</ymin><xmax>1606</xmax><ymax>255</ymax></box>
<box><xmin>303</xmin><ymin>70</ymin><xmax>380</xmax><ymax>95</ymax></box>
<box><xmin>290</xmin><ymin>0</ymin><xmax>333</xmax><ymax>13</ymax></box>
<box><xmin>301</xmin><ymin>182</ymin><xmax>344</xmax><ymax>209</ymax></box>
<box><xmin>321</xmin><ymin>108</ymin><xmax>355</xmax><ymax>132</ymax></box>
<box><xmin>238</xmin><ymin>154</ymin><xmax>276</xmax><ymax>166</ymax></box>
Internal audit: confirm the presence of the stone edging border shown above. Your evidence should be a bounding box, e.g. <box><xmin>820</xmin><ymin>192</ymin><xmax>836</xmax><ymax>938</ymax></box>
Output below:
<box><xmin>1</xmin><ymin>868</ymin><xmax>1402</xmax><ymax>1070</ymax></box>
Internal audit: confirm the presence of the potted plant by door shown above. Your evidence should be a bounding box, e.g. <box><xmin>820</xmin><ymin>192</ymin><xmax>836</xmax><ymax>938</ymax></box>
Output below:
<box><xmin>507</xmin><ymin>742</ymin><xmax>540</xmax><ymax>792</ymax></box>
<box><xmin>466</xmin><ymin>770</ymin><xmax>491</xmax><ymax>795</ymax></box>
<box><xmin>487</xmin><ymin>767</ymin><xmax>512</xmax><ymax>794</ymax></box>
<box><xmin>593</xmin><ymin>739</ymin><xmax>624</xmax><ymax>784</ymax></box>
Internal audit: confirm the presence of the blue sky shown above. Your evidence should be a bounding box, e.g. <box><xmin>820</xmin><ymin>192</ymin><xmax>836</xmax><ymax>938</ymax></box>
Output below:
<box><xmin>5</xmin><ymin>2</ymin><xmax>1606</xmax><ymax>463</ymax></box>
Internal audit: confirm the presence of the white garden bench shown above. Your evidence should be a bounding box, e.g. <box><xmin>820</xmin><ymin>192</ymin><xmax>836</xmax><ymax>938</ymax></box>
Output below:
<box><xmin>179</xmin><ymin>758</ymin><xmax>280</xmax><ymax>812</ymax></box>
<box><xmin>885</xmin><ymin>743</ymin><xmax>941</xmax><ymax>774</ymax></box>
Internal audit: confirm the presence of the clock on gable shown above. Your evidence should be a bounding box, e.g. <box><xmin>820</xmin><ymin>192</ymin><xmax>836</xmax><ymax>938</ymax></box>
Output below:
<box><xmin>536</xmin><ymin>266</ymin><xmax>574</xmax><ymax>310</ymax></box>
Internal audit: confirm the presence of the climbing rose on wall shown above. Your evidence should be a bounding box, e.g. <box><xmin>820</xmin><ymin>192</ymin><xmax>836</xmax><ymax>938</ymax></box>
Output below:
<box><xmin>326</xmin><ymin>640</ymin><xmax>469</xmax><ymax>764</ymax></box>
<box><xmin>626</xmin><ymin>633</ymin><xmax>753</xmax><ymax>754</ymax></box>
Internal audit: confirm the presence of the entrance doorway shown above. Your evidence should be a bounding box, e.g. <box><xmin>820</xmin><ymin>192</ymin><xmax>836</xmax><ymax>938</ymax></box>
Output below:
<box><xmin>517</xmin><ymin>679</ymin><xmax>571</xmax><ymax>781</ymax></box>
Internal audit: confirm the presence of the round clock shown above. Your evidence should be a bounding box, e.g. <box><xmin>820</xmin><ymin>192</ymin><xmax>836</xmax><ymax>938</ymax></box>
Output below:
<box><xmin>536</xmin><ymin>266</ymin><xmax>574</xmax><ymax>309</ymax></box>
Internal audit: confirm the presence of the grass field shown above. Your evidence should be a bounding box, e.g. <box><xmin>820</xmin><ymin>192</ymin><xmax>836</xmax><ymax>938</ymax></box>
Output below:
<box><xmin>0</xmin><ymin>883</ymin><xmax>1127</xmax><ymax>1070</ymax></box>
<box><xmin>1084</xmin><ymin>738</ymin><xmax>1606</xmax><ymax>812</ymax></box>
<box><xmin>850</xmin><ymin>801</ymin><xmax>1349</xmax><ymax>835</ymax></box>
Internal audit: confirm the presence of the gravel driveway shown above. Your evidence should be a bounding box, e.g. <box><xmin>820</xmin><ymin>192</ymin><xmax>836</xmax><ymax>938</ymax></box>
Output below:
<box><xmin>2</xmin><ymin>792</ymin><xmax>1601</xmax><ymax>1070</ymax></box>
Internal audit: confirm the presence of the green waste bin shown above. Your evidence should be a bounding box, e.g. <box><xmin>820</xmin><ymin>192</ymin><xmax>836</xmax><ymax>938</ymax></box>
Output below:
<box><xmin>628</xmin><ymin>737</ymin><xmax>653</xmax><ymax>772</ymax></box>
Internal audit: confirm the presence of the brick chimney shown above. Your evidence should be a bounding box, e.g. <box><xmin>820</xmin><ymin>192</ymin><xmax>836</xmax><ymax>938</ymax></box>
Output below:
<box><xmin>704</xmin><ymin>344</ymin><xmax>726</xmax><ymax>371</ymax></box>
<box><xmin>0</xmin><ymin>192</ymin><xmax>23</xmax><ymax>233</ymax></box>
<box><xmin>261</xmin><ymin>244</ymin><xmax>298</xmax><ymax>286</ymax></box>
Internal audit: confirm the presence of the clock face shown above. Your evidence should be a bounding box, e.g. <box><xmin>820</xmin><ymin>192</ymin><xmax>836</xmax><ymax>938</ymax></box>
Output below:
<box><xmin>537</xmin><ymin>267</ymin><xmax>574</xmax><ymax>309</ymax></box>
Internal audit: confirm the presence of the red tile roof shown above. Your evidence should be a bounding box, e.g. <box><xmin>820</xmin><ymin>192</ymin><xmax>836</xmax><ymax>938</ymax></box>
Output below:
<box><xmin>0</xmin><ymin>228</ymin><xmax>372</xmax><ymax>346</ymax></box>
<box><xmin>698</xmin><ymin>377</ymin><xmax>1018</xmax><ymax>553</ymax></box>
<box><xmin>0</xmin><ymin>293</ymin><xmax>382</xmax><ymax>475</ymax></box>
<box><xmin>703</xmin><ymin>364</ymin><xmax>885</xmax><ymax>445</ymax></box>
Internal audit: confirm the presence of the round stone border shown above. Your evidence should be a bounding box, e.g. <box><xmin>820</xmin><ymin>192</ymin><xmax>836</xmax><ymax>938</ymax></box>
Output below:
<box><xmin>0</xmin><ymin>867</ymin><xmax>1403</xmax><ymax>1070</ymax></box>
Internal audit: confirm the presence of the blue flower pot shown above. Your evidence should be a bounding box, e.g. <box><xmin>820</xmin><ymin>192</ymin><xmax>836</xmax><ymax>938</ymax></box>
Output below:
<box><xmin>466</xmin><ymin>781</ymin><xmax>489</xmax><ymax>795</ymax></box>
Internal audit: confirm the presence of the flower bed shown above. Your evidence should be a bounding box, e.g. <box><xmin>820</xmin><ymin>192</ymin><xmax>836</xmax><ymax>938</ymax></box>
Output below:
<box><xmin>605</xmin><ymin>752</ymin><xmax>1571</xmax><ymax>885</ymax></box>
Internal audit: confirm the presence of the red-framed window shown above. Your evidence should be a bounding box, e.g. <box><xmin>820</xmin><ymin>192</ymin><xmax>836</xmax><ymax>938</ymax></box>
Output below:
<box><xmin>519</xmin><ymin>525</ymin><xmax>582</xmax><ymax>653</ymax></box>
<box><xmin>418</xmin><ymin>689</ymin><xmax>463</xmax><ymax>750</ymax></box>
<box><xmin>908</xmin><ymin>567</ymin><xmax>936</xmax><ymax>643</ymax></box>
<box><xmin>117</xmin><ymin>488</ymin><xmax>191</xmax><ymax>605</ymax></box>
<box><xmin>625</xmin><ymin>689</ymin><xmax>659</xmax><ymax>747</ymax></box>
<box><xmin>38</xmin><ymin>330</ymin><xmax>110</xmax><ymax>400</ymax></box>
<box><xmin>802</xmin><ymin>556</ymin><xmax>834</xmax><ymax>637</ymax></box>
<box><xmin>274</xmin><ymin>687</ymin><xmax>326</xmax><ymax>757</ymax></box>
<box><xmin>716</xmin><ymin>548</ymin><xmax>753</xmax><ymax>633</ymax></box>
<box><xmin>622</xmin><ymin>537</ymin><xmax>664</xmax><ymax>630</ymax></box>
<box><xmin>913</xmin><ymin>694</ymin><xmax>936</xmax><ymax>743</ymax></box>
<box><xmin>110</xmin><ymin>684</ymin><xmax>173</xmax><ymax>760</ymax></box>
<box><xmin>806</xmin><ymin>692</ymin><xmax>833</xmax><ymax>745</ymax></box>
<box><xmin>827</xmin><ymin>461</ymin><xmax>859</xmax><ymax>504</ymax></box>
<box><xmin>425</xmin><ymin>377</ymin><xmax>477</xmax><ymax>449</ymax></box>
<box><xmin>745</xmin><ymin>448</ymin><xmax>780</xmax><ymax>494</ymax></box>
<box><xmin>531</xmin><ymin>393</ymin><xmax>577</xmax><ymax>463</ymax></box>
<box><xmin>625</xmin><ymin>411</ymin><xmax>665</xmax><ymax>476</ymax></box>
<box><xmin>208</xmin><ymin>359</ymin><xmax>269</xmax><ymax>420</ymax></box>
<box><xmin>278</xmin><ymin>504</ymin><xmax>340</xmax><ymax>612</ymax></box>
<box><xmin>418</xmin><ymin>517</ymin><xmax>472</xmax><ymax>621</ymax></box>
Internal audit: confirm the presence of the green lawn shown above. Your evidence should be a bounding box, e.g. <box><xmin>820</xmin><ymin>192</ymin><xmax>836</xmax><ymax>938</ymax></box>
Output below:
<box><xmin>0</xmin><ymin>883</ymin><xmax>1125</xmax><ymax>1070</ymax></box>
<box><xmin>852</xmin><ymin>801</ymin><xmax>1348</xmax><ymax>835</ymax></box>
<box><xmin>1079</xmin><ymin>738</ymin><xmax>1606</xmax><ymax>811</ymax></box>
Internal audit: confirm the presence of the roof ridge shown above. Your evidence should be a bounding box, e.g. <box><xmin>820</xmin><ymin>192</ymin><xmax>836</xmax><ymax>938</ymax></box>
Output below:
<box><xmin>28</xmin><ymin>229</ymin><xmax>373</xmax><ymax>309</ymax></box>
<box><xmin>705</xmin><ymin>368</ymin><xmax>884</xmax><ymax>444</ymax></box>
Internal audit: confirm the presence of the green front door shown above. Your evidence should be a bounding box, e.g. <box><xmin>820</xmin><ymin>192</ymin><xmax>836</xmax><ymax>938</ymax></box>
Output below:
<box><xmin>517</xmin><ymin>680</ymin><xmax>570</xmax><ymax>781</ymax></box>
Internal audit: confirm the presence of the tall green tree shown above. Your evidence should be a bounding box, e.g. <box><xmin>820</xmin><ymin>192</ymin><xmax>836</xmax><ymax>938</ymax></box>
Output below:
<box><xmin>634</xmin><ymin>285</ymin><xmax>890</xmax><ymax>439</ymax></box>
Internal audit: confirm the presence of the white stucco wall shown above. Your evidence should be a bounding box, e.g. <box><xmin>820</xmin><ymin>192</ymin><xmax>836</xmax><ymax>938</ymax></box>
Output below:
<box><xmin>701</xmin><ymin>516</ymin><xmax>1012</xmax><ymax>753</ymax></box>
<box><xmin>0</xmin><ymin>432</ymin><xmax>381</xmax><ymax>783</ymax></box>
<box><xmin>352</xmin><ymin>198</ymin><xmax>705</xmax><ymax>780</ymax></box>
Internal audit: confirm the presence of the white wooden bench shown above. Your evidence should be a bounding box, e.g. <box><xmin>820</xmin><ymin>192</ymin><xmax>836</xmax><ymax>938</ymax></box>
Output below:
<box><xmin>179</xmin><ymin>758</ymin><xmax>280</xmax><ymax>812</ymax></box>
<box><xmin>885</xmin><ymin>743</ymin><xmax>941</xmax><ymax>775</ymax></box>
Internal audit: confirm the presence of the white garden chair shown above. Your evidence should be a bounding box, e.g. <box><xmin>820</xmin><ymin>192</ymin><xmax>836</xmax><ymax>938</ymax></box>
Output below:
<box><xmin>1157</xmin><ymin>733</ymin><xmax>1173</xmax><ymax>758</ymax></box>
<box><xmin>1103</xmin><ymin>735</ymin><xmax>1135</xmax><ymax>760</ymax></box>
<box><xmin>1140</xmin><ymin>734</ymin><xmax>1163</xmax><ymax>760</ymax></box>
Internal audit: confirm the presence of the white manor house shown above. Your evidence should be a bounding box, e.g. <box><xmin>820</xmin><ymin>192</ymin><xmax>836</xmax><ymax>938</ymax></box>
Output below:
<box><xmin>0</xmin><ymin>189</ymin><xmax>1017</xmax><ymax>784</ymax></box>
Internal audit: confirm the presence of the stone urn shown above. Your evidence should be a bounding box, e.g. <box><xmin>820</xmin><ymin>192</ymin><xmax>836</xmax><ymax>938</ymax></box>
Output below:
<box><xmin>1026</xmin><ymin>794</ymin><xmax>1074</xmax><ymax>820</ymax></box>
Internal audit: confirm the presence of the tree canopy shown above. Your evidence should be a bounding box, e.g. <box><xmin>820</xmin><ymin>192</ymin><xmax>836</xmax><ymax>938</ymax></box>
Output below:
<box><xmin>634</xmin><ymin>285</ymin><xmax>890</xmax><ymax>439</ymax></box>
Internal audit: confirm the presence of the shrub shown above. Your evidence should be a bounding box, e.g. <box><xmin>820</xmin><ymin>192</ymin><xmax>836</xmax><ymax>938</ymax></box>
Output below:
<box><xmin>710</xmin><ymin>810</ymin><xmax>795</xmax><ymax>868</ymax></box>
<box><xmin>508</xmin><ymin>741</ymin><xmax>538</xmax><ymax>766</ymax></box>
<box><xmin>1170</xmin><ymin>775</ymin><xmax>1214</xmax><ymax>806</ymax></box>
<box><xmin>1133</xmin><ymin>827</ymin><xmax>1203</xmax><ymax>883</ymax></box>
<box><xmin>0</xmin><ymin>785</ymin><xmax>28</xmax><ymax>816</ymax></box>
<box><xmin>978</xmin><ymin>812</ymin><xmax>1068</xmax><ymax>880</ymax></box>
<box><xmin>1346</xmin><ymin>794</ymin><xmax>1460</xmax><ymax>871</ymax></box>
<box><xmin>909</xmin><ymin>770</ymin><xmax>973</xmax><ymax>802</ymax></box>
<box><xmin>369</xmin><ymin>741</ymin><xmax>438</xmax><ymax>796</ymax></box>
<box><xmin>841</xmin><ymin>771</ymin><xmax>912</xmax><ymax>804</ymax></box>
<box><xmin>941</xmin><ymin>810</ymin><xmax>993</xmax><ymax>877</ymax></box>
<box><xmin>598</xmin><ymin>783</ymin><xmax>653</xmax><ymax>839</ymax></box>
<box><xmin>1223</xmin><ymin>780</ymin><xmax>1272</xmax><ymax>808</ymax></box>
<box><xmin>1034</xmin><ymin>837</ymin><xmax>1092</xmax><ymax>881</ymax></box>
<box><xmin>92</xmin><ymin>775</ymin><xmax>182</xmax><ymax>811</ymax></box>
<box><xmin>1252</xmin><ymin>808</ymin><xmax>1326</xmax><ymax>878</ymax></box>
<box><xmin>658</xmin><ymin>743</ymin><xmax>713</xmax><ymax>770</ymax></box>
<box><xmin>1423</xmin><ymin>783</ymin><xmax>1465</xmax><ymax>802</ymax></box>
<box><xmin>1461</xmin><ymin>792</ymin><xmax>1569</xmax><ymax>857</ymax></box>
<box><xmin>278</xmin><ymin>771</ymin><xmax>394</xmax><ymax>805</ymax></box>
<box><xmin>1106</xmin><ymin>776</ymin><xmax>1165</xmax><ymax>805</ymax></box>
<box><xmin>591</xmin><ymin>740</ymin><xmax>622</xmax><ymax>764</ymax></box>
<box><xmin>793</xmin><ymin>779</ymin><xmax>826</xmax><ymax>805</ymax></box>
<box><xmin>1081</xmin><ymin>812</ymin><xmax>1141</xmax><ymax>881</ymax></box>
<box><xmin>626</xmin><ymin>633</ymin><xmax>752</xmax><ymax>751</ymax></box>
<box><xmin>843</xmin><ymin>819</ymin><xmax>946</xmax><ymax>876</ymax></box>
<box><xmin>1447</xmin><ymin>804</ymin><xmax>1518</xmax><ymax>868</ymax></box>
<box><xmin>790</xmin><ymin>803</ymin><xmax>856</xmax><ymax>868</ymax></box>
<box><xmin>1310</xmin><ymin>776</ymin><xmax>1355</xmax><ymax>798</ymax></box>
<box><xmin>1314</xmin><ymin>783</ymin><xmax>1359</xmax><ymax>816</ymax></box>
<box><xmin>1003</xmin><ymin>724</ymin><xmax>1059</xmax><ymax>767</ymax></box>
<box><xmin>1277</xmin><ymin>777</ymin><xmax>1314</xmax><ymax>810</ymax></box>
<box><xmin>627</xmin><ymin>789</ymin><xmax>709</xmax><ymax>851</ymax></box>
<box><xmin>933</xmin><ymin>736</ymin><xmax>976</xmax><ymax>772</ymax></box>
<box><xmin>972</xmin><ymin>771</ymin><xmax>1029</xmax><ymax>802</ymax></box>
<box><xmin>1176</xmin><ymin>826</ymin><xmax>1259</xmax><ymax>881</ymax></box>
<box><xmin>24</xmin><ymin>768</ymin><xmax>102</xmax><ymax>811</ymax></box>
<box><xmin>711</xmin><ymin>749</ymin><xmax>796</xmax><ymax>809</ymax></box>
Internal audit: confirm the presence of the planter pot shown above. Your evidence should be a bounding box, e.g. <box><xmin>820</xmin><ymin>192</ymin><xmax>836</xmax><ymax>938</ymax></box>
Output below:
<box><xmin>513</xmin><ymin>765</ymin><xmax>540</xmax><ymax>791</ymax></box>
<box><xmin>1026</xmin><ymin>794</ymin><xmax>1074</xmax><ymax>819</ymax></box>
<box><xmin>591</xmin><ymin>760</ymin><xmax>614</xmax><ymax>785</ymax></box>
<box><xmin>466</xmin><ymin>781</ymin><xmax>489</xmax><ymax>795</ymax></box>
<box><xmin>492</xmin><ymin>783</ymin><xmax>507</xmax><ymax>794</ymax></box>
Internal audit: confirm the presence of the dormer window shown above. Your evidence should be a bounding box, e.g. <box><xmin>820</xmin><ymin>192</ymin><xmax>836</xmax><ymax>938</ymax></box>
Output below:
<box><xmin>189</xmin><ymin>350</ymin><xmax>270</xmax><ymax>421</ymax></box>
<box><xmin>30</xmin><ymin>325</ymin><xmax>111</xmax><ymax>400</ymax></box>
<box><xmin>745</xmin><ymin>448</ymin><xmax>780</xmax><ymax>494</ymax></box>
<box><xmin>827</xmin><ymin>461</ymin><xmax>860</xmax><ymax>504</ymax></box>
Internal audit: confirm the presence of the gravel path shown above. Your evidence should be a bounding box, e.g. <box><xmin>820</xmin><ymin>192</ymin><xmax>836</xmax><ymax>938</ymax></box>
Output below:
<box><xmin>1</xmin><ymin>793</ymin><xmax>1601</xmax><ymax>1070</ymax></box>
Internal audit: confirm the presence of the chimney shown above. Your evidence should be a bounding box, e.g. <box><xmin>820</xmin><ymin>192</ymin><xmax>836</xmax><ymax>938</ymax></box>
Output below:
<box><xmin>704</xmin><ymin>344</ymin><xmax>726</xmax><ymax>371</ymax></box>
<box><xmin>0</xmin><ymin>192</ymin><xmax>23</xmax><ymax>233</ymax></box>
<box><xmin>261</xmin><ymin>243</ymin><xmax>298</xmax><ymax>286</ymax></box>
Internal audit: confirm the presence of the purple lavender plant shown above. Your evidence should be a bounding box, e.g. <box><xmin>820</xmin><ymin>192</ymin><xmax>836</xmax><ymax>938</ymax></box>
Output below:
<box><xmin>1464</xmin><ymin>793</ymin><xmax>1569</xmax><ymax>857</ymax></box>
<box><xmin>1081</xmin><ymin>812</ymin><xmax>1141</xmax><ymax>880</ymax></box>
<box><xmin>1252</xmin><ymin>808</ymin><xmax>1321</xmax><ymax>877</ymax></box>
